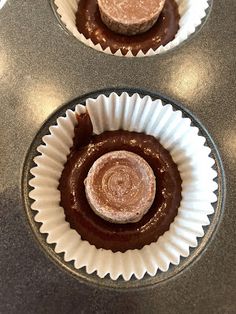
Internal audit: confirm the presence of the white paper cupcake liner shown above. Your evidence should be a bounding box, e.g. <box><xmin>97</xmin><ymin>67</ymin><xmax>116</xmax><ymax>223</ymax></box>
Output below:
<box><xmin>53</xmin><ymin>0</ymin><xmax>210</xmax><ymax>57</ymax></box>
<box><xmin>29</xmin><ymin>92</ymin><xmax>217</xmax><ymax>281</ymax></box>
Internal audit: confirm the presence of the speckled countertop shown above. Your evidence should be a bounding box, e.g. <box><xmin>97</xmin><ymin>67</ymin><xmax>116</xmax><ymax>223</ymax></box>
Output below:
<box><xmin>0</xmin><ymin>0</ymin><xmax>235</xmax><ymax>313</ymax></box>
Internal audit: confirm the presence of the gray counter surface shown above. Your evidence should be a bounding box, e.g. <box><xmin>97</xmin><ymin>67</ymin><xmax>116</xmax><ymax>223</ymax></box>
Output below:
<box><xmin>0</xmin><ymin>0</ymin><xmax>235</xmax><ymax>313</ymax></box>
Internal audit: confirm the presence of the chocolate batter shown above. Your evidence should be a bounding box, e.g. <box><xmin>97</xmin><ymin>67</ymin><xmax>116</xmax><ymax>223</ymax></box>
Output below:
<box><xmin>76</xmin><ymin>0</ymin><xmax>180</xmax><ymax>56</ymax></box>
<box><xmin>59</xmin><ymin>113</ymin><xmax>182</xmax><ymax>252</ymax></box>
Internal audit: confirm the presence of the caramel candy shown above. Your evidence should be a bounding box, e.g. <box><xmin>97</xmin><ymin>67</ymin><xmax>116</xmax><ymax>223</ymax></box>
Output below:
<box><xmin>97</xmin><ymin>0</ymin><xmax>166</xmax><ymax>35</ymax></box>
<box><xmin>84</xmin><ymin>150</ymin><xmax>156</xmax><ymax>224</ymax></box>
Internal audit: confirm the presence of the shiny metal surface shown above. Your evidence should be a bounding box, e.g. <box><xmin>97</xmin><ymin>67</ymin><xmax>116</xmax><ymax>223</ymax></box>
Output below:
<box><xmin>0</xmin><ymin>0</ymin><xmax>235</xmax><ymax>313</ymax></box>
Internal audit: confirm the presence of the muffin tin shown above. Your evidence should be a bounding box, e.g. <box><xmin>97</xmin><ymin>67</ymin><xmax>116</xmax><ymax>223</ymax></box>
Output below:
<box><xmin>2</xmin><ymin>0</ymin><xmax>235</xmax><ymax>310</ymax></box>
<box><xmin>21</xmin><ymin>88</ymin><xmax>225</xmax><ymax>289</ymax></box>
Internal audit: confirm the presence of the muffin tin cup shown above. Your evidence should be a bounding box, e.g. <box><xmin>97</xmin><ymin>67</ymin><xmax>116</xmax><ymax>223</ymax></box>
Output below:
<box><xmin>25</xmin><ymin>90</ymin><xmax>220</xmax><ymax>282</ymax></box>
<box><xmin>52</xmin><ymin>0</ymin><xmax>211</xmax><ymax>57</ymax></box>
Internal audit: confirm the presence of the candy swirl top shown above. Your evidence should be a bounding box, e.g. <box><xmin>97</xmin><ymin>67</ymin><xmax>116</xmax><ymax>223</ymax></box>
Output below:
<box><xmin>97</xmin><ymin>0</ymin><xmax>166</xmax><ymax>35</ymax></box>
<box><xmin>84</xmin><ymin>150</ymin><xmax>156</xmax><ymax>223</ymax></box>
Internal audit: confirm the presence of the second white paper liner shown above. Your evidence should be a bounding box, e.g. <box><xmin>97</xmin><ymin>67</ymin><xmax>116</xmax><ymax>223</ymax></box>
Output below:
<box><xmin>54</xmin><ymin>0</ymin><xmax>210</xmax><ymax>57</ymax></box>
<box><xmin>29</xmin><ymin>92</ymin><xmax>218</xmax><ymax>280</ymax></box>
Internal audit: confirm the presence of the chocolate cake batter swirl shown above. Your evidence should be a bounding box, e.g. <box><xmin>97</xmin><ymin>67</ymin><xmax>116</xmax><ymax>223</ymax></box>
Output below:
<box><xmin>59</xmin><ymin>113</ymin><xmax>182</xmax><ymax>252</ymax></box>
<box><xmin>76</xmin><ymin>0</ymin><xmax>180</xmax><ymax>56</ymax></box>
